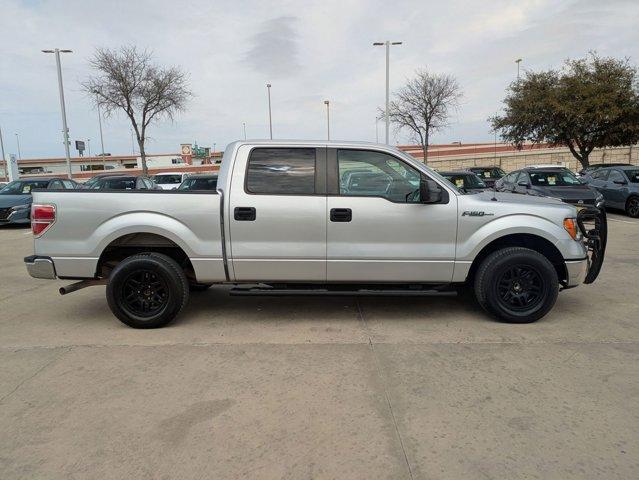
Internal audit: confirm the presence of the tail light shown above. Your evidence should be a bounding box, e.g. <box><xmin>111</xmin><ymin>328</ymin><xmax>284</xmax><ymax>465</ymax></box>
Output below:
<box><xmin>31</xmin><ymin>204</ymin><xmax>56</xmax><ymax>237</ymax></box>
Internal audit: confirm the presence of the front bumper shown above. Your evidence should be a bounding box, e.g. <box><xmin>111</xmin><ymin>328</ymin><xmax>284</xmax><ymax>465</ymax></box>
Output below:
<box><xmin>24</xmin><ymin>255</ymin><xmax>57</xmax><ymax>279</ymax></box>
<box><xmin>564</xmin><ymin>258</ymin><xmax>588</xmax><ymax>287</ymax></box>
<box><xmin>0</xmin><ymin>206</ymin><xmax>30</xmax><ymax>224</ymax></box>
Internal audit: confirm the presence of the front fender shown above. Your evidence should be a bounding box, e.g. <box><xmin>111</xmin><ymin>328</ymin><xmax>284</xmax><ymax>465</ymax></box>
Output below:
<box><xmin>456</xmin><ymin>213</ymin><xmax>586</xmax><ymax>262</ymax></box>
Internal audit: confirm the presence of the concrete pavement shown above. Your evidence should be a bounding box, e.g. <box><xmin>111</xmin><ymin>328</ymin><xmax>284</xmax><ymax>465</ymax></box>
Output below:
<box><xmin>0</xmin><ymin>214</ymin><xmax>638</xmax><ymax>479</ymax></box>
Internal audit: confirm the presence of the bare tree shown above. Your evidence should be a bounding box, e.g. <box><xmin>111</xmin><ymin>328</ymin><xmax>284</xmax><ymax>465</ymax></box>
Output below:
<box><xmin>82</xmin><ymin>46</ymin><xmax>192</xmax><ymax>175</ymax></box>
<box><xmin>387</xmin><ymin>70</ymin><xmax>462</xmax><ymax>163</ymax></box>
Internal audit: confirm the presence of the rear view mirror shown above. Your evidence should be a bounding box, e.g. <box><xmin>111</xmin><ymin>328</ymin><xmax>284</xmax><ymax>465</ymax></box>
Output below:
<box><xmin>420</xmin><ymin>177</ymin><xmax>443</xmax><ymax>204</ymax></box>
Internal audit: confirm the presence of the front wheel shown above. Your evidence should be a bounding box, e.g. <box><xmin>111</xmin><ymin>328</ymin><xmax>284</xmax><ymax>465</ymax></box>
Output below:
<box><xmin>474</xmin><ymin>247</ymin><xmax>559</xmax><ymax>323</ymax></box>
<box><xmin>625</xmin><ymin>196</ymin><xmax>639</xmax><ymax>218</ymax></box>
<box><xmin>106</xmin><ymin>253</ymin><xmax>189</xmax><ymax>328</ymax></box>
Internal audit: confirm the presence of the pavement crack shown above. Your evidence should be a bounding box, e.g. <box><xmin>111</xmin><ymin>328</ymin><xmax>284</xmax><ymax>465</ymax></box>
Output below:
<box><xmin>356</xmin><ymin>300</ymin><xmax>415</xmax><ymax>480</ymax></box>
<box><xmin>0</xmin><ymin>347</ymin><xmax>71</xmax><ymax>405</ymax></box>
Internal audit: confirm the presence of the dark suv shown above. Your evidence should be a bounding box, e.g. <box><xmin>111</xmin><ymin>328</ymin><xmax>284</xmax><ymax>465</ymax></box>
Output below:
<box><xmin>586</xmin><ymin>166</ymin><xmax>639</xmax><ymax>217</ymax></box>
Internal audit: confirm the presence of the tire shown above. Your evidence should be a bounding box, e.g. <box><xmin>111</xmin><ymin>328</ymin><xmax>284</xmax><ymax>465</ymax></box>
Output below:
<box><xmin>474</xmin><ymin>247</ymin><xmax>558</xmax><ymax>323</ymax></box>
<box><xmin>106</xmin><ymin>253</ymin><xmax>189</xmax><ymax>328</ymax></box>
<box><xmin>625</xmin><ymin>196</ymin><xmax>639</xmax><ymax>218</ymax></box>
<box><xmin>189</xmin><ymin>282</ymin><xmax>213</xmax><ymax>292</ymax></box>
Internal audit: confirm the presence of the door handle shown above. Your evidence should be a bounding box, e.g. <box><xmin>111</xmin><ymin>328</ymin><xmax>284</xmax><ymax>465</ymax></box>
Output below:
<box><xmin>234</xmin><ymin>207</ymin><xmax>256</xmax><ymax>221</ymax></box>
<box><xmin>330</xmin><ymin>208</ymin><xmax>352</xmax><ymax>222</ymax></box>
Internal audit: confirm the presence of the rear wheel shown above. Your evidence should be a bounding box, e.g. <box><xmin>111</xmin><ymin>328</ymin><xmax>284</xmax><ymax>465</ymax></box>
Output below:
<box><xmin>625</xmin><ymin>196</ymin><xmax>639</xmax><ymax>218</ymax></box>
<box><xmin>106</xmin><ymin>253</ymin><xmax>189</xmax><ymax>328</ymax></box>
<box><xmin>474</xmin><ymin>247</ymin><xmax>558</xmax><ymax>323</ymax></box>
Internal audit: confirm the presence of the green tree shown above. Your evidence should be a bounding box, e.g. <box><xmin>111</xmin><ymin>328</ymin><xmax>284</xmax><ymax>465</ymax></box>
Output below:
<box><xmin>491</xmin><ymin>54</ymin><xmax>639</xmax><ymax>168</ymax></box>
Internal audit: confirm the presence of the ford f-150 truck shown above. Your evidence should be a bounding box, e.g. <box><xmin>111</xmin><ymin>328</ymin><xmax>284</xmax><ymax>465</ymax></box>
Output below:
<box><xmin>24</xmin><ymin>141</ymin><xmax>606</xmax><ymax>328</ymax></box>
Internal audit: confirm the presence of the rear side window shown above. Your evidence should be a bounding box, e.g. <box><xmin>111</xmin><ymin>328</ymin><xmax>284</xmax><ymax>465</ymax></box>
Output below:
<box><xmin>591</xmin><ymin>170</ymin><xmax>609</xmax><ymax>180</ymax></box>
<box><xmin>246</xmin><ymin>148</ymin><xmax>316</xmax><ymax>194</ymax></box>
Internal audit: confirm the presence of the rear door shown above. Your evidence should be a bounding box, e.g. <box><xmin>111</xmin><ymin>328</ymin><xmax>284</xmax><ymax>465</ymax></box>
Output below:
<box><xmin>228</xmin><ymin>146</ymin><xmax>327</xmax><ymax>281</ymax></box>
<box><xmin>605</xmin><ymin>169</ymin><xmax>627</xmax><ymax>208</ymax></box>
<box><xmin>326</xmin><ymin>148</ymin><xmax>457</xmax><ymax>283</ymax></box>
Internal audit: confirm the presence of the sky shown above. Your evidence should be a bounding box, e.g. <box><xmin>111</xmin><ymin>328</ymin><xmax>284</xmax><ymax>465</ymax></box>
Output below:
<box><xmin>1</xmin><ymin>0</ymin><xmax>638</xmax><ymax>158</ymax></box>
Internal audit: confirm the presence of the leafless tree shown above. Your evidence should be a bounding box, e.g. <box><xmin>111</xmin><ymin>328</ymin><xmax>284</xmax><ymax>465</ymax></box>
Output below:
<box><xmin>387</xmin><ymin>70</ymin><xmax>462</xmax><ymax>163</ymax></box>
<box><xmin>82</xmin><ymin>46</ymin><xmax>192</xmax><ymax>175</ymax></box>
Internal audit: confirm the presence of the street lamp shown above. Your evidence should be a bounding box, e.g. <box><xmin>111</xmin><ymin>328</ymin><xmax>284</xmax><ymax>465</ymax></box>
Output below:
<box><xmin>97</xmin><ymin>103</ymin><xmax>105</xmax><ymax>156</ymax></box>
<box><xmin>15</xmin><ymin>133</ymin><xmax>21</xmax><ymax>160</ymax></box>
<box><xmin>515</xmin><ymin>58</ymin><xmax>522</xmax><ymax>81</ymax></box>
<box><xmin>42</xmin><ymin>48</ymin><xmax>73</xmax><ymax>179</ymax></box>
<box><xmin>324</xmin><ymin>100</ymin><xmax>330</xmax><ymax>141</ymax></box>
<box><xmin>266</xmin><ymin>83</ymin><xmax>273</xmax><ymax>139</ymax></box>
<box><xmin>87</xmin><ymin>138</ymin><xmax>91</xmax><ymax>157</ymax></box>
<box><xmin>0</xmin><ymin>125</ymin><xmax>6</xmax><ymax>180</ymax></box>
<box><xmin>373</xmin><ymin>41</ymin><xmax>402</xmax><ymax>145</ymax></box>
<box><xmin>242</xmin><ymin>122</ymin><xmax>247</xmax><ymax>140</ymax></box>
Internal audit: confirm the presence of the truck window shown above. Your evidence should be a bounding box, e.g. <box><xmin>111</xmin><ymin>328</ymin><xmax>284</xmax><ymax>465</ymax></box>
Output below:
<box><xmin>337</xmin><ymin>150</ymin><xmax>421</xmax><ymax>203</ymax></box>
<box><xmin>246</xmin><ymin>148</ymin><xmax>316</xmax><ymax>194</ymax></box>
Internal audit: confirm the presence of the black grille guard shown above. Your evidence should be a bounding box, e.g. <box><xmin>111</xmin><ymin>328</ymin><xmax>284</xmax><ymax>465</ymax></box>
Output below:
<box><xmin>576</xmin><ymin>206</ymin><xmax>607</xmax><ymax>284</ymax></box>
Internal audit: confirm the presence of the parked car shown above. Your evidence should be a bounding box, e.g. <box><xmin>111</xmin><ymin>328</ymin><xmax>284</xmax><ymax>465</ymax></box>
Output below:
<box><xmin>578</xmin><ymin>163</ymin><xmax>631</xmax><ymax>177</ymax></box>
<box><xmin>439</xmin><ymin>170</ymin><xmax>488</xmax><ymax>193</ymax></box>
<box><xmin>151</xmin><ymin>172</ymin><xmax>191</xmax><ymax>190</ymax></box>
<box><xmin>25</xmin><ymin>140</ymin><xmax>606</xmax><ymax>328</ymax></box>
<box><xmin>80</xmin><ymin>172</ymin><xmax>128</xmax><ymax>189</ymax></box>
<box><xmin>585</xmin><ymin>166</ymin><xmax>639</xmax><ymax>217</ymax></box>
<box><xmin>466</xmin><ymin>166</ymin><xmax>506</xmax><ymax>188</ymax></box>
<box><xmin>177</xmin><ymin>174</ymin><xmax>218</xmax><ymax>191</ymax></box>
<box><xmin>89</xmin><ymin>175</ymin><xmax>158</xmax><ymax>190</ymax></box>
<box><xmin>0</xmin><ymin>177</ymin><xmax>77</xmax><ymax>225</ymax></box>
<box><xmin>495</xmin><ymin>167</ymin><xmax>603</xmax><ymax>208</ymax></box>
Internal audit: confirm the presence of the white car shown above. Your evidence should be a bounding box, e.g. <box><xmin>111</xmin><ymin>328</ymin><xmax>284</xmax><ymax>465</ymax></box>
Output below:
<box><xmin>151</xmin><ymin>172</ymin><xmax>190</xmax><ymax>190</ymax></box>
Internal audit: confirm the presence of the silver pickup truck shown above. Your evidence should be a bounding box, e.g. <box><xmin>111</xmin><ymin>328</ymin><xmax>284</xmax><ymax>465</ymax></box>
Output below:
<box><xmin>24</xmin><ymin>140</ymin><xmax>606</xmax><ymax>328</ymax></box>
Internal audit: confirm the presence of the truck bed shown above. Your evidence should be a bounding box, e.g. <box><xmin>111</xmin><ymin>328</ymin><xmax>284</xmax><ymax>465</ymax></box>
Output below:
<box><xmin>31</xmin><ymin>190</ymin><xmax>225</xmax><ymax>281</ymax></box>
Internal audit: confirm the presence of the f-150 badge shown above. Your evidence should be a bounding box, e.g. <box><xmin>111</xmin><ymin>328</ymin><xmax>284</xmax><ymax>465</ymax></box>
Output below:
<box><xmin>462</xmin><ymin>211</ymin><xmax>495</xmax><ymax>217</ymax></box>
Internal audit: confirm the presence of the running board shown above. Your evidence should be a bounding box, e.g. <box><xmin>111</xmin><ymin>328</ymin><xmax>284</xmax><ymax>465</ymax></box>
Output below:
<box><xmin>229</xmin><ymin>286</ymin><xmax>457</xmax><ymax>297</ymax></box>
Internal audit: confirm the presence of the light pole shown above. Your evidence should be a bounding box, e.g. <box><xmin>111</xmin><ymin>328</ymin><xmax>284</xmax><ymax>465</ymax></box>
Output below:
<box><xmin>374</xmin><ymin>41</ymin><xmax>402</xmax><ymax>144</ymax></box>
<box><xmin>242</xmin><ymin>122</ymin><xmax>247</xmax><ymax>140</ymax></box>
<box><xmin>15</xmin><ymin>133</ymin><xmax>21</xmax><ymax>159</ymax></box>
<box><xmin>42</xmin><ymin>49</ymin><xmax>73</xmax><ymax>179</ymax></box>
<box><xmin>324</xmin><ymin>100</ymin><xmax>330</xmax><ymax>140</ymax></box>
<box><xmin>87</xmin><ymin>138</ymin><xmax>91</xmax><ymax>157</ymax></box>
<box><xmin>0</xmin><ymin>125</ymin><xmax>6</xmax><ymax>180</ymax></box>
<box><xmin>515</xmin><ymin>58</ymin><xmax>522</xmax><ymax>81</ymax></box>
<box><xmin>97</xmin><ymin>103</ymin><xmax>105</xmax><ymax>156</ymax></box>
<box><xmin>213</xmin><ymin>143</ymin><xmax>216</xmax><ymax>154</ymax></box>
<box><xmin>266</xmin><ymin>83</ymin><xmax>273</xmax><ymax>139</ymax></box>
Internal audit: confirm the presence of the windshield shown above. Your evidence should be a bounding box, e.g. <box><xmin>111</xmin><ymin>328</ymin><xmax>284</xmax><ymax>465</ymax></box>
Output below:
<box><xmin>0</xmin><ymin>180</ymin><xmax>50</xmax><ymax>195</ymax></box>
<box><xmin>178</xmin><ymin>176</ymin><xmax>218</xmax><ymax>190</ymax></box>
<box><xmin>470</xmin><ymin>167</ymin><xmax>505</xmax><ymax>179</ymax></box>
<box><xmin>152</xmin><ymin>174</ymin><xmax>182</xmax><ymax>184</ymax></box>
<box><xmin>442</xmin><ymin>174</ymin><xmax>486</xmax><ymax>192</ymax></box>
<box><xmin>625</xmin><ymin>170</ymin><xmax>639</xmax><ymax>183</ymax></box>
<box><xmin>529</xmin><ymin>170</ymin><xmax>581</xmax><ymax>186</ymax></box>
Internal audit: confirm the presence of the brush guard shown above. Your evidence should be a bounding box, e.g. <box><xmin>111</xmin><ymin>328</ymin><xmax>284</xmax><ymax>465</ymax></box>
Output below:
<box><xmin>576</xmin><ymin>206</ymin><xmax>607</xmax><ymax>284</ymax></box>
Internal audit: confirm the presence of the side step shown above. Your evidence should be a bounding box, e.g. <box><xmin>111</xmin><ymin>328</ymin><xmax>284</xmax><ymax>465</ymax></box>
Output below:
<box><xmin>230</xmin><ymin>285</ymin><xmax>457</xmax><ymax>297</ymax></box>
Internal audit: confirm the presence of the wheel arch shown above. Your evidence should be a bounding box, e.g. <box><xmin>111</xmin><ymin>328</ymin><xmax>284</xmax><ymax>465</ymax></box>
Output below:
<box><xmin>465</xmin><ymin>233</ymin><xmax>567</xmax><ymax>285</ymax></box>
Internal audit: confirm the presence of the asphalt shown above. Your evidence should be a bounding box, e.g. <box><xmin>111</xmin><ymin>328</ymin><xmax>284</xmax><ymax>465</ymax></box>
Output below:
<box><xmin>0</xmin><ymin>213</ymin><xmax>638</xmax><ymax>479</ymax></box>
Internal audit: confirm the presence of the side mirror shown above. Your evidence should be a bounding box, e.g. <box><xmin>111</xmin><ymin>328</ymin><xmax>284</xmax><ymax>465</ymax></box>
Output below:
<box><xmin>420</xmin><ymin>177</ymin><xmax>443</xmax><ymax>204</ymax></box>
<box><xmin>517</xmin><ymin>181</ymin><xmax>531</xmax><ymax>188</ymax></box>
<box><xmin>613</xmin><ymin>179</ymin><xmax>628</xmax><ymax>185</ymax></box>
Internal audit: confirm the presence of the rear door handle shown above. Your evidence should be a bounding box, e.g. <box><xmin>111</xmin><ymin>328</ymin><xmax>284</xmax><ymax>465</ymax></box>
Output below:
<box><xmin>330</xmin><ymin>208</ymin><xmax>352</xmax><ymax>222</ymax></box>
<box><xmin>234</xmin><ymin>207</ymin><xmax>256</xmax><ymax>221</ymax></box>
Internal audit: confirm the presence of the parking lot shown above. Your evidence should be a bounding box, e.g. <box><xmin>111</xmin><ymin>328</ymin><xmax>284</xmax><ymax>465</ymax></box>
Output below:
<box><xmin>1</xmin><ymin>213</ymin><xmax>638</xmax><ymax>479</ymax></box>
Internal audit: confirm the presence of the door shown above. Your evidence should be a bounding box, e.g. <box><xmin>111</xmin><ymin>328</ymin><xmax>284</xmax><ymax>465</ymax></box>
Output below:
<box><xmin>326</xmin><ymin>148</ymin><xmax>457</xmax><ymax>283</ymax></box>
<box><xmin>228</xmin><ymin>146</ymin><xmax>327</xmax><ymax>281</ymax></box>
<box><xmin>604</xmin><ymin>169</ymin><xmax>627</xmax><ymax>208</ymax></box>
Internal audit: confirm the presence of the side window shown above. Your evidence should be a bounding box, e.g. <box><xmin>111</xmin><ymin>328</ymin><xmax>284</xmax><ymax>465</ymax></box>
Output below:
<box><xmin>61</xmin><ymin>180</ymin><xmax>75</xmax><ymax>189</ymax></box>
<box><xmin>246</xmin><ymin>148</ymin><xmax>316</xmax><ymax>194</ymax></box>
<box><xmin>608</xmin><ymin>170</ymin><xmax>624</xmax><ymax>183</ymax></box>
<box><xmin>516</xmin><ymin>172</ymin><xmax>529</xmax><ymax>184</ymax></box>
<box><xmin>503</xmin><ymin>172</ymin><xmax>516</xmax><ymax>184</ymax></box>
<box><xmin>137</xmin><ymin>178</ymin><xmax>148</xmax><ymax>190</ymax></box>
<box><xmin>337</xmin><ymin>149</ymin><xmax>421</xmax><ymax>203</ymax></box>
<box><xmin>47</xmin><ymin>180</ymin><xmax>61</xmax><ymax>189</ymax></box>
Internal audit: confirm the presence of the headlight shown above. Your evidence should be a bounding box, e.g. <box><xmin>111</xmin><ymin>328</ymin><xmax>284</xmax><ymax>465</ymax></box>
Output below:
<box><xmin>10</xmin><ymin>203</ymin><xmax>30</xmax><ymax>211</ymax></box>
<box><xmin>595</xmin><ymin>193</ymin><xmax>604</xmax><ymax>208</ymax></box>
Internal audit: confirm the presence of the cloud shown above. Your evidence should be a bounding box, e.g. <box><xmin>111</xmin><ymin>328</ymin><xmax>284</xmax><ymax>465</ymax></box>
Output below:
<box><xmin>244</xmin><ymin>16</ymin><xmax>300</xmax><ymax>78</ymax></box>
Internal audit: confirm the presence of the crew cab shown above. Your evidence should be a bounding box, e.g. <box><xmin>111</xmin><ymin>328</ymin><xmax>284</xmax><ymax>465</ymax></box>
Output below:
<box><xmin>24</xmin><ymin>141</ymin><xmax>606</xmax><ymax>328</ymax></box>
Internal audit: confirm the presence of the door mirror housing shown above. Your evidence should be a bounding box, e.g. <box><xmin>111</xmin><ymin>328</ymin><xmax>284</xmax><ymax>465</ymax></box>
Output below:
<box><xmin>420</xmin><ymin>177</ymin><xmax>443</xmax><ymax>204</ymax></box>
<box><xmin>517</xmin><ymin>181</ymin><xmax>531</xmax><ymax>188</ymax></box>
<box><xmin>613</xmin><ymin>179</ymin><xmax>628</xmax><ymax>185</ymax></box>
